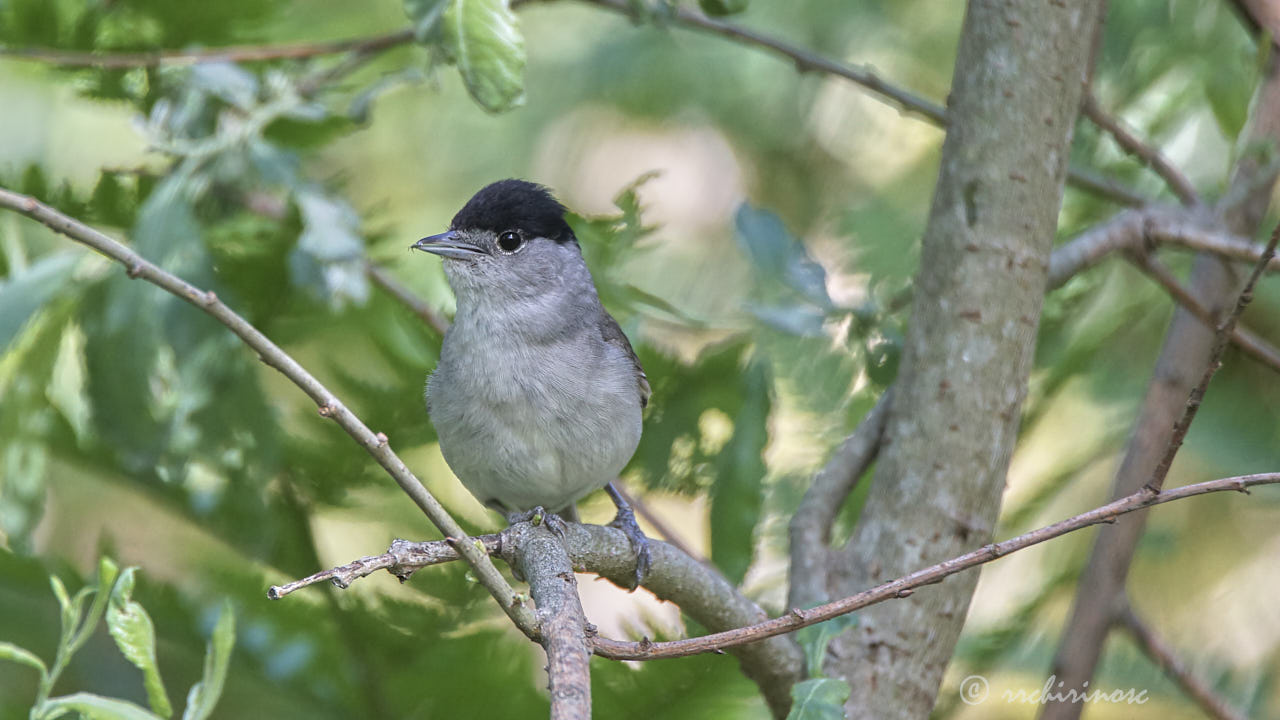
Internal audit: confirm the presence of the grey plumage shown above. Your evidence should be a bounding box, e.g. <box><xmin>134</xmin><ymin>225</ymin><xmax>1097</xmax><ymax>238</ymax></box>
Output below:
<box><xmin>417</xmin><ymin>180</ymin><xmax>648</xmax><ymax>516</ymax></box>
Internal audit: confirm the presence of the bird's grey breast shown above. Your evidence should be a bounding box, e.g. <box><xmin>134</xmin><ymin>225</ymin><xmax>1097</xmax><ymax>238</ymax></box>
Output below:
<box><xmin>426</xmin><ymin>302</ymin><xmax>643</xmax><ymax>511</ymax></box>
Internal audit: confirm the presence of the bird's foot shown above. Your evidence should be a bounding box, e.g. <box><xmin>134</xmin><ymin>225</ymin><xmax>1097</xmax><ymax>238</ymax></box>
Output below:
<box><xmin>607</xmin><ymin>503</ymin><xmax>652</xmax><ymax>591</ymax></box>
<box><xmin>506</xmin><ymin>506</ymin><xmax>569</xmax><ymax>540</ymax></box>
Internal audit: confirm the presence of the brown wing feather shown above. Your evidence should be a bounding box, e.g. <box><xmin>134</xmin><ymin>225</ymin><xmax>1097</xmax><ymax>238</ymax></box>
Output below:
<box><xmin>599</xmin><ymin>314</ymin><xmax>650</xmax><ymax>409</ymax></box>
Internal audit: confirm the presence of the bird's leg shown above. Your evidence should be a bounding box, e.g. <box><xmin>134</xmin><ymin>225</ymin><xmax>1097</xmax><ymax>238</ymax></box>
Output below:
<box><xmin>503</xmin><ymin>506</ymin><xmax>569</xmax><ymax>540</ymax></box>
<box><xmin>604</xmin><ymin>482</ymin><xmax>652</xmax><ymax>591</ymax></box>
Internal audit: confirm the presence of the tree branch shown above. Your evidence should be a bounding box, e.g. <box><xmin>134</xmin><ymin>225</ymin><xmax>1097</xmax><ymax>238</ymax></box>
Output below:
<box><xmin>1081</xmin><ymin>92</ymin><xmax>1200</xmax><ymax>207</ymax></box>
<box><xmin>1046</xmin><ymin>208</ymin><xmax>1280</xmax><ymax>290</ymax></box>
<box><xmin>588</xmin><ymin>472</ymin><xmax>1280</xmax><ymax>661</ymax></box>
<box><xmin>365</xmin><ymin>261</ymin><xmax>451</xmax><ymax>335</ymax></box>
<box><xmin>1143</xmin><ymin>223</ymin><xmax>1279</xmax><ymax>493</ymax></box>
<box><xmin>1128</xmin><ymin>251</ymin><xmax>1280</xmax><ymax>374</ymax></box>
<box><xmin>0</xmin><ymin>185</ymin><xmax>540</xmax><ymax>639</ymax></box>
<box><xmin>267</xmin><ymin>474</ymin><xmax>1280</xmax><ymax>670</ymax></box>
<box><xmin>502</xmin><ymin>525</ymin><xmax>592</xmax><ymax>720</ymax></box>
<box><xmin>786</xmin><ymin>391</ymin><xmax>891</xmax><ymax>612</ymax></box>
<box><xmin>1115</xmin><ymin>599</ymin><xmax>1248</xmax><ymax>720</ymax></box>
<box><xmin>564</xmin><ymin>0</ymin><xmax>1144</xmax><ymax>207</ymax></box>
<box><xmin>273</xmin><ymin>523</ymin><xmax>804</xmax><ymax>717</ymax></box>
<box><xmin>0</xmin><ymin>30</ymin><xmax>414</xmax><ymax>68</ymax></box>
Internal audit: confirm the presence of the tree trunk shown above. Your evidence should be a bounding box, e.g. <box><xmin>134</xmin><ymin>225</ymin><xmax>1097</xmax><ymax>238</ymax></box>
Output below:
<box><xmin>824</xmin><ymin>2</ymin><xmax>1105</xmax><ymax>717</ymax></box>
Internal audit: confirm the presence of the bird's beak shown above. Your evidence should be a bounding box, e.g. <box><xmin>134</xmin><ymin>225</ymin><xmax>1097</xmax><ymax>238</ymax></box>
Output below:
<box><xmin>411</xmin><ymin>231</ymin><xmax>486</xmax><ymax>259</ymax></box>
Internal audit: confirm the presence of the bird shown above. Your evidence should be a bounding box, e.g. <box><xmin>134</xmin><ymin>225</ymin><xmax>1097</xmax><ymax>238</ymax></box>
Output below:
<box><xmin>411</xmin><ymin>178</ymin><xmax>652</xmax><ymax>588</ymax></box>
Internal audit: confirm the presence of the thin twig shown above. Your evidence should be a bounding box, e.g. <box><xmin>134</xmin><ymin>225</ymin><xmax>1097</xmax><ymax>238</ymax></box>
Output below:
<box><xmin>1148</xmin><ymin>224</ymin><xmax>1280</xmax><ymax>272</ymax></box>
<box><xmin>0</xmin><ymin>30</ymin><xmax>414</xmax><ymax>68</ymax></box>
<box><xmin>365</xmin><ymin>262</ymin><xmax>451</xmax><ymax>335</ymax></box>
<box><xmin>268</xmin><ymin>536</ymin><xmax>501</xmax><ymax>598</ymax></box>
<box><xmin>1082</xmin><ymin>92</ymin><xmax>1200</xmax><ymax>207</ymax></box>
<box><xmin>1116</xmin><ymin>600</ymin><xmax>1247</xmax><ymax>720</ymax></box>
<box><xmin>1128</xmin><ymin>252</ymin><xmax>1280</xmax><ymax>374</ymax></box>
<box><xmin>1144</xmin><ymin>223</ymin><xmax>1280</xmax><ymax>492</ymax></box>
<box><xmin>588</xmin><ymin>472</ymin><xmax>1280</xmax><ymax>660</ymax></box>
<box><xmin>0</xmin><ymin>186</ymin><xmax>540</xmax><ymax>638</ymax></box>
<box><xmin>564</xmin><ymin>0</ymin><xmax>1145</xmax><ymax>207</ymax></box>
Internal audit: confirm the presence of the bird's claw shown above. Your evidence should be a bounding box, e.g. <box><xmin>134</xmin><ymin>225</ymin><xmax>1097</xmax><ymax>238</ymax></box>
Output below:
<box><xmin>608</xmin><ymin>505</ymin><xmax>651</xmax><ymax>591</ymax></box>
<box><xmin>507</xmin><ymin>506</ymin><xmax>569</xmax><ymax>540</ymax></box>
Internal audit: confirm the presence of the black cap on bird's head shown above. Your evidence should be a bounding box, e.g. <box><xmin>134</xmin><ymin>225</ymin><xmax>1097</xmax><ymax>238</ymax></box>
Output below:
<box><xmin>412</xmin><ymin>179</ymin><xmax>576</xmax><ymax>259</ymax></box>
<box><xmin>452</xmin><ymin>179</ymin><xmax>574</xmax><ymax>243</ymax></box>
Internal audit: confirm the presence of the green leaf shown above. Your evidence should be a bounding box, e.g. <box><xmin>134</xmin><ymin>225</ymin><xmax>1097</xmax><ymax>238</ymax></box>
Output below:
<box><xmin>708</xmin><ymin>359</ymin><xmax>770</xmax><ymax>585</ymax></box>
<box><xmin>749</xmin><ymin>303</ymin><xmax>827</xmax><ymax>338</ymax></box>
<box><xmin>181</xmin><ymin>601</ymin><xmax>235</xmax><ymax>720</ymax></box>
<box><xmin>786</xmin><ymin>678</ymin><xmax>850</xmax><ymax>720</ymax></box>
<box><xmin>441</xmin><ymin>0</ymin><xmax>526</xmax><ymax>112</ymax></box>
<box><xmin>41</xmin><ymin>693</ymin><xmax>166</xmax><ymax>720</ymax></box>
<box><xmin>89</xmin><ymin>173</ymin><xmax>136</xmax><ymax>227</ymax></box>
<box><xmin>106</xmin><ymin>568</ymin><xmax>173</xmax><ymax>718</ymax></box>
<box><xmin>863</xmin><ymin>329</ymin><xmax>901</xmax><ymax>389</ymax></box>
<box><xmin>0</xmin><ymin>251</ymin><xmax>80</xmax><ymax>354</ymax></box>
<box><xmin>68</xmin><ymin>558</ymin><xmax>121</xmax><ymax>655</ymax></box>
<box><xmin>49</xmin><ymin>575</ymin><xmax>75</xmax><ymax>631</ymax></box>
<box><xmin>1205</xmin><ymin>60</ymin><xmax>1252</xmax><ymax>141</ymax></box>
<box><xmin>0</xmin><ymin>640</ymin><xmax>48</xmax><ymax>682</ymax></box>
<box><xmin>698</xmin><ymin>0</ymin><xmax>748</xmax><ymax>16</ymax></box>
<box><xmin>290</xmin><ymin>189</ymin><xmax>369</xmax><ymax>304</ymax></box>
<box><xmin>735</xmin><ymin>204</ymin><xmax>832</xmax><ymax>310</ymax></box>
<box><xmin>46</xmin><ymin>322</ymin><xmax>93</xmax><ymax>443</ymax></box>
<box><xmin>794</xmin><ymin>614</ymin><xmax>857</xmax><ymax>678</ymax></box>
<box><xmin>0</xmin><ymin>442</ymin><xmax>49</xmax><ymax>551</ymax></box>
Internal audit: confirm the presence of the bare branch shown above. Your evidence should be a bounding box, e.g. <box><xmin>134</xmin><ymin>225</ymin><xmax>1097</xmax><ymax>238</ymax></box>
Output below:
<box><xmin>272</xmin><ymin>523</ymin><xmax>803</xmax><ymax>716</ymax></box>
<box><xmin>0</xmin><ymin>185</ymin><xmax>540</xmax><ymax>638</ymax></box>
<box><xmin>1081</xmin><ymin>92</ymin><xmax>1200</xmax><ymax>207</ymax></box>
<box><xmin>1144</xmin><ymin>223</ymin><xmax>1279</xmax><ymax>493</ymax></box>
<box><xmin>1044</xmin><ymin>204</ymin><xmax>1280</xmax><ymax>280</ymax></box>
<box><xmin>1047</xmin><ymin>210</ymin><xmax>1148</xmax><ymax>289</ymax></box>
<box><xmin>589</xmin><ymin>472</ymin><xmax>1280</xmax><ymax>661</ymax></box>
<box><xmin>574</xmin><ymin>0</ymin><xmax>946</xmax><ymax>123</ymax></box>
<box><xmin>787</xmin><ymin>392</ymin><xmax>891</xmax><ymax>611</ymax></box>
<box><xmin>1148</xmin><ymin>224</ymin><xmax>1280</xmax><ymax>272</ymax></box>
<box><xmin>267</xmin><ymin>536</ymin><xmax>501</xmax><ymax>598</ymax></box>
<box><xmin>502</xmin><ymin>525</ymin><xmax>592</xmax><ymax>720</ymax></box>
<box><xmin>0</xmin><ymin>30</ymin><xmax>414</xmax><ymax>68</ymax></box>
<box><xmin>564</xmin><ymin>0</ymin><xmax>1144</xmax><ymax>207</ymax></box>
<box><xmin>1128</xmin><ymin>251</ymin><xmax>1280</xmax><ymax>374</ymax></box>
<box><xmin>268</xmin><ymin>475</ymin><xmax>1280</xmax><ymax>691</ymax></box>
<box><xmin>1115</xmin><ymin>600</ymin><xmax>1247</xmax><ymax>720</ymax></box>
<box><xmin>365</xmin><ymin>261</ymin><xmax>452</xmax><ymax>335</ymax></box>
<box><xmin>1047</xmin><ymin>208</ymin><xmax>1280</xmax><ymax>289</ymax></box>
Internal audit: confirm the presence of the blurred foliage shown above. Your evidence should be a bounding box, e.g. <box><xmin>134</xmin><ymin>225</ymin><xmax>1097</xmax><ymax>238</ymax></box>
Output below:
<box><xmin>0</xmin><ymin>0</ymin><xmax>1278</xmax><ymax>717</ymax></box>
<box><xmin>0</xmin><ymin>557</ymin><xmax>235</xmax><ymax>720</ymax></box>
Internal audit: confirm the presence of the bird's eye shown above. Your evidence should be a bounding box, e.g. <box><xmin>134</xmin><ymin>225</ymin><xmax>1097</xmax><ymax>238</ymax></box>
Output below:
<box><xmin>497</xmin><ymin>230</ymin><xmax>523</xmax><ymax>253</ymax></box>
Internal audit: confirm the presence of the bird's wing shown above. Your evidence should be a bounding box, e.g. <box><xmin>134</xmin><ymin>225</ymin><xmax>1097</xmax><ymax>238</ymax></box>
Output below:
<box><xmin>599</xmin><ymin>314</ymin><xmax>651</xmax><ymax>409</ymax></box>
